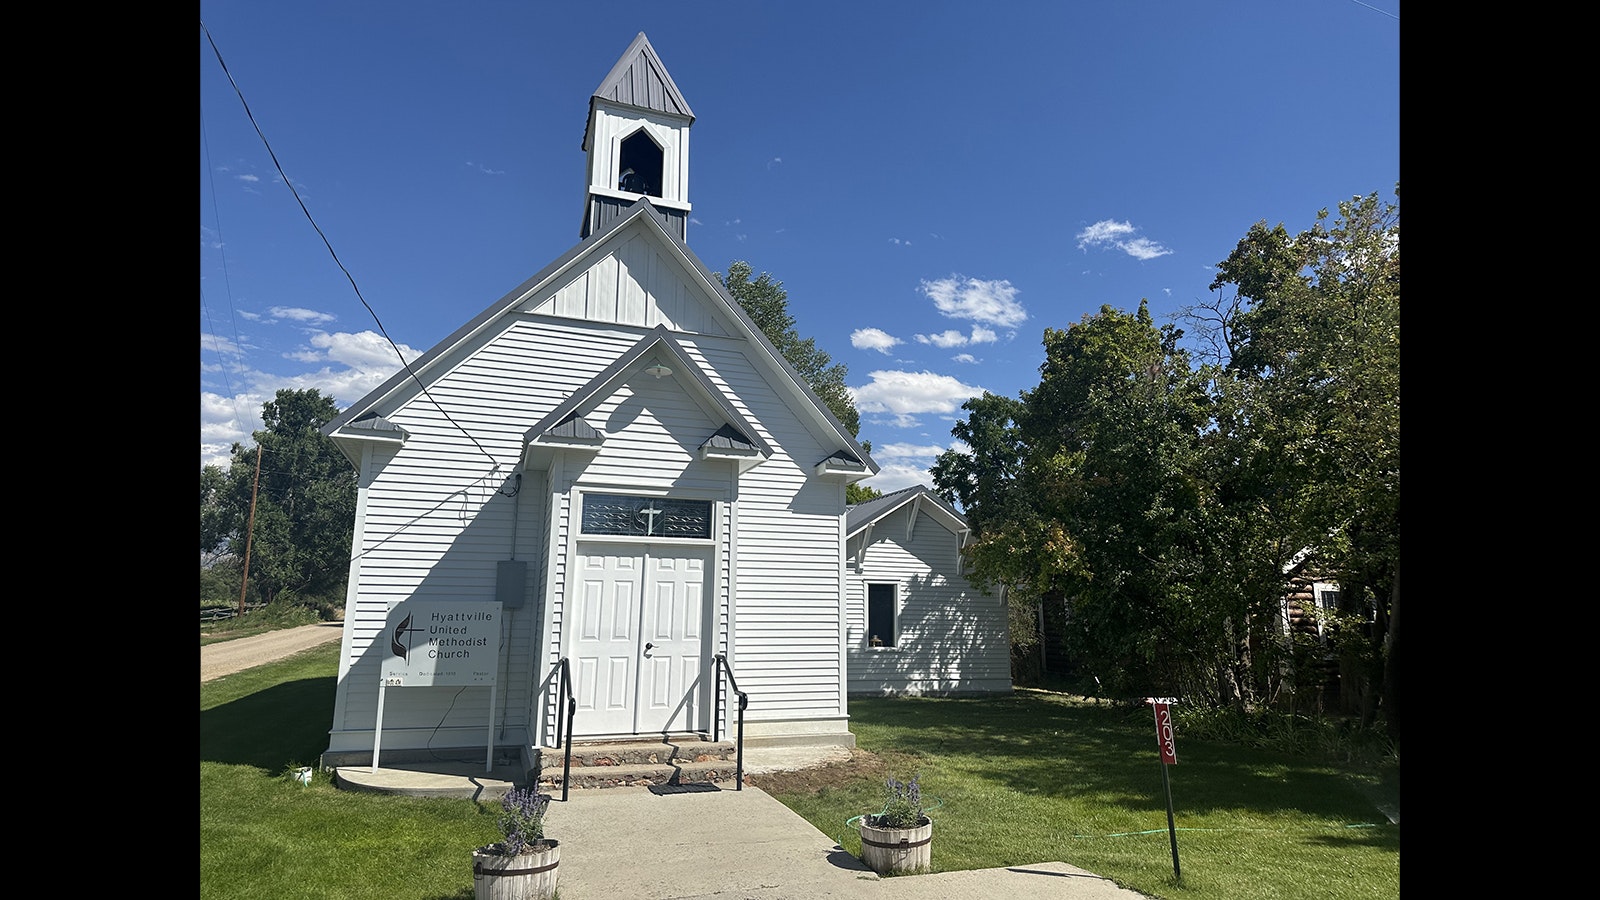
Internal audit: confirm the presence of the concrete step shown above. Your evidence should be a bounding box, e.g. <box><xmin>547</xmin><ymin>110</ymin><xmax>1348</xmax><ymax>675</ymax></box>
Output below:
<box><xmin>536</xmin><ymin>738</ymin><xmax>741</xmax><ymax>790</ymax></box>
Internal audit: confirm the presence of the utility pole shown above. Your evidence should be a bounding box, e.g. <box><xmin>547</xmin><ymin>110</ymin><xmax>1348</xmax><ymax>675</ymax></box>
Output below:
<box><xmin>237</xmin><ymin>446</ymin><xmax>262</xmax><ymax>616</ymax></box>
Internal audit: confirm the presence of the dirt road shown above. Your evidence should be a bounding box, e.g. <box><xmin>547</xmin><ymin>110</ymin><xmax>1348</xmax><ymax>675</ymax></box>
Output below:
<box><xmin>200</xmin><ymin>622</ymin><xmax>344</xmax><ymax>683</ymax></box>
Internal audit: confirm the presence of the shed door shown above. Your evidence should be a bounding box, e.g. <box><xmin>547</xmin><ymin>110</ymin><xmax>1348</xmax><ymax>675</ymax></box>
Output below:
<box><xmin>572</xmin><ymin>544</ymin><xmax>709</xmax><ymax>736</ymax></box>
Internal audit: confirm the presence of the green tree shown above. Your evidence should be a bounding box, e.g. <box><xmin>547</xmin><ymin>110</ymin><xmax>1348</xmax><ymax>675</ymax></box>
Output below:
<box><xmin>204</xmin><ymin>389</ymin><xmax>356</xmax><ymax>612</ymax></box>
<box><xmin>1021</xmin><ymin>302</ymin><xmax>1218</xmax><ymax>699</ymax></box>
<box><xmin>930</xmin><ymin>392</ymin><xmax>1050</xmax><ymax>681</ymax></box>
<box><xmin>938</xmin><ymin>188</ymin><xmax>1399</xmax><ymax>738</ymax></box>
<box><xmin>1203</xmin><ymin>188</ymin><xmax>1400</xmax><ymax>734</ymax></box>
<box><xmin>717</xmin><ymin>260</ymin><xmax>878</xmax><ymax>505</ymax></box>
<box><xmin>200</xmin><ymin>463</ymin><xmax>231</xmax><ymax>563</ymax></box>
<box><xmin>718</xmin><ymin>261</ymin><xmax>860</xmax><ymax>438</ymax></box>
<box><xmin>933</xmin><ymin>305</ymin><xmax>1224</xmax><ymax>696</ymax></box>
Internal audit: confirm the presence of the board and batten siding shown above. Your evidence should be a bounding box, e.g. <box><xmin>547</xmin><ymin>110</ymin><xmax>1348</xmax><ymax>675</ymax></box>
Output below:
<box><xmin>528</xmin><ymin>231</ymin><xmax>730</xmax><ymax>336</ymax></box>
<box><xmin>845</xmin><ymin>504</ymin><xmax>1011</xmax><ymax>696</ymax></box>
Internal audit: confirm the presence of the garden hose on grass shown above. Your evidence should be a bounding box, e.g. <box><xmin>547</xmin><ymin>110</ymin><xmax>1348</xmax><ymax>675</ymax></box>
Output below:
<box><xmin>1074</xmin><ymin>822</ymin><xmax>1387</xmax><ymax>839</ymax></box>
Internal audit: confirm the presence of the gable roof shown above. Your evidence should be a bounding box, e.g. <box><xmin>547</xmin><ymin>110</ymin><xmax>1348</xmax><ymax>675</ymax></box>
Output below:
<box><xmin>521</xmin><ymin>324</ymin><xmax>772</xmax><ymax>472</ymax></box>
<box><xmin>846</xmin><ymin>484</ymin><xmax>967</xmax><ymax>538</ymax></box>
<box><xmin>324</xmin><ymin>197</ymin><xmax>876</xmax><ymax>478</ymax></box>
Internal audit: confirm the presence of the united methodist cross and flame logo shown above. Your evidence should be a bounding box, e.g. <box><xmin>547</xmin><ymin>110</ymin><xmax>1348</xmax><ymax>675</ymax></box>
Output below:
<box><xmin>390</xmin><ymin>613</ymin><xmax>424</xmax><ymax>663</ymax></box>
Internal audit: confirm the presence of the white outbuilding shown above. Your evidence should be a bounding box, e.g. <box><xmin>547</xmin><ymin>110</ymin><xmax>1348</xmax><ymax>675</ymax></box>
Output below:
<box><xmin>845</xmin><ymin>486</ymin><xmax>1012</xmax><ymax>696</ymax></box>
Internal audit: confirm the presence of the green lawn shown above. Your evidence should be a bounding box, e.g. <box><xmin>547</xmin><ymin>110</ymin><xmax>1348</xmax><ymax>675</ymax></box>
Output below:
<box><xmin>758</xmin><ymin>693</ymin><xmax>1399</xmax><ymax>900</ymax></box>
<box><xmin>201</xmin><ymin>644</ymin><xmax>1398</xmax><ymax>899</ymax></box>
<box><xmin>201</xmin><ymin>642</ymin><xmax>499</xmax><ymax>900</ymax></box>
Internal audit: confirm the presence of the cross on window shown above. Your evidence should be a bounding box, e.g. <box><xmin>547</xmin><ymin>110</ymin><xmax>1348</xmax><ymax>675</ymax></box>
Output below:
<box><xmin>637</xmin><ymin>503</ymin><xmax>663</xmax><ymax>536</ymax></box>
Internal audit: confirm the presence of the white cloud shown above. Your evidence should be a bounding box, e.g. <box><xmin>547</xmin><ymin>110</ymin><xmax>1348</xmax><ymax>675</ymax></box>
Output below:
<box><xmin>237</xmin><ymin>174</ymin><xmax>260</xmax><ymax>183</ymax></box>
<box><xmin>913</xmin><ymin>325</ymin><xmax>998</xmax><ymax>348</ymax></box>
<box><xmin>201</xmin><ymin>389</ymin><xmax>266</xmax><ymax>470</ymax></box>
<box><xmin>1121</xmin><ymin>238</ymin><xmax>1170</xmax><ymax>260</ymax></box>
<box><xmin>467</xmin><ymin>161</ymin><xmax>506</xmax><ymax>175</ymax></box>
<box><xmin>855</xmin><ymin>461</ymin><xmax>936</xmax><ymax>495</ymax></box>
<box><xmin>1076</xmin><ymin>219</ymin><xmax>1173</xmax><ymax>259</ymax></box>
<box><xmin>201</xmin><ymin>333</ymin><xmax>242</xmax><ymax>357</ymax></box>
<box><xmin>876</xmin><ymin>442</ymin><xmax>947</xmax><ymax>459</ymax></box>
<box><xmin>951</xmin><ymin>353</ymin><xmax>977</xmax><ymax>364</ymax></box>
<box><xmin>851</xmin><ymin>328</ymin><xmax>901</xmax><ymax>353</ymax></box>
<box><xmin>919</xmin><ymin>276</ymin><xmax>1027</xmax><ymax>328</ymax></box>
<box><xmin>1077</xmin><ymin>220</ymin><xmax>1137</xmax><ymax>246</ymax></box>
<box><xmin>267</xmin><ymin>306</ymin><xmax>337</xmax><ymax>326</ymax></box>
<box><xmin>199</xmin><ymin>329</ymin><xmax>423</xmax><ymax>470</ymax></box>
<box><xmin>311</xmin><ymin>330</ymin><xmax>420</xmax><ymax>372</ymax></box>
<box><xmin>850</xmin><ymin>370</ymin><xmax>985</xmax><ymax>429</ymax></box>
<box><xmin>889</xmin><ymin>237</ymin><xmax>911</xmax><ymax>246</ymax></box>
<box><xmin>854</xmin><ymin>441</ymin><xmax>969</xmax><ymax>495</ymax></box>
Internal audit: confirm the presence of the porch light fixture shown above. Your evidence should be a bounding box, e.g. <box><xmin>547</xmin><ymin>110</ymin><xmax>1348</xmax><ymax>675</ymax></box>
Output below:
<box><xmin>643</xmin><ymin>359</ymin><xmax>673</xmax><ymax>378</ymax></box>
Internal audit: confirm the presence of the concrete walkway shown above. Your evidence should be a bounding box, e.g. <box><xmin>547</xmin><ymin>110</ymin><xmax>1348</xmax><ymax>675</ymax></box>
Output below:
<box><xmin>546</xmin><ymin>783</ymin><xmax>1154</xmax><ymax>899</ymax></box>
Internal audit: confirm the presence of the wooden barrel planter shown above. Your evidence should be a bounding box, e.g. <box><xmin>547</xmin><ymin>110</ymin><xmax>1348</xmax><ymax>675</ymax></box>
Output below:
<box><xmin>471</xmin><ymin>841</ymin><xmax>560</xmax><ymax>900</ymax></box>
<box><xmin>858</xmin><ymin>816</ymin><xmax>932</xmax><ymax>875</ymax></box>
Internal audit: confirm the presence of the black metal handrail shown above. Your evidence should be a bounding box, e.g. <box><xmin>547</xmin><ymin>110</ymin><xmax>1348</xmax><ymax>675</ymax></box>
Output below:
<box><xmin>553</xmin><ymin>658</ymin><xmax>576</xmax><ymax>802</ymax></box>
<box><xmin>713</xmin><ymin>652</ymin><xmax>747</xmax><ymax>791</ymax></box>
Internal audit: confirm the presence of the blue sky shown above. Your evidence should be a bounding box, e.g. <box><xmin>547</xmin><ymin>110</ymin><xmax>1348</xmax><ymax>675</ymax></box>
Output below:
<box><xmin>200</xmin><ymin>1</ymin><xmax>1400</xmax><ymax>493</ymax></box>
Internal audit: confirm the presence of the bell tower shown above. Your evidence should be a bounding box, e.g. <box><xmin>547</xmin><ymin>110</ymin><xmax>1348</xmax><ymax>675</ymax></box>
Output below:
<box><xmin>580</xmin><ymin>33</ymin><xmax>695</xmax><ymax>242</ymax></box>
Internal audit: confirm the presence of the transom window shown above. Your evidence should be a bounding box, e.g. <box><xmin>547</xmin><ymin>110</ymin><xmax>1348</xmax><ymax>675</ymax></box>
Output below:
<box><xmin>581</xmin><ymin>493</ymin><xmax>711</xmax><ymax>538</ymax></box>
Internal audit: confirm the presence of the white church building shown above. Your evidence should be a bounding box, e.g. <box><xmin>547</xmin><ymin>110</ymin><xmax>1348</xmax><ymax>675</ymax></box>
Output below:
<box><xmin>319</xmin><ymin>34</ymin><xmax>880</xmax><ymax>768</ymax></box>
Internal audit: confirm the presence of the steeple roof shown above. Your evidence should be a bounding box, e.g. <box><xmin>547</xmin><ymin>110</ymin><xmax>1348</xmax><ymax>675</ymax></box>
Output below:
<box><xmin>583</xmin><ymin>32</ymin><xmax>694</xmax><ymax>151</ymax></box>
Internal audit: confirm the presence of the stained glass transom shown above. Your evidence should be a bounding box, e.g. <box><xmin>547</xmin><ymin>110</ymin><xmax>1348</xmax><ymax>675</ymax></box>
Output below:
<box><xmin>581</xmin><ymin>493</ymin><xmax>712</xmax><ymax>538</ymax></box>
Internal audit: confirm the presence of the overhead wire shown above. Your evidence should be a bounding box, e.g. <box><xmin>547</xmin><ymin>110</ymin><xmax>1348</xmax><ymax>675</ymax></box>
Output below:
<box><xmin>199</xmin><ymin>106</ymin><xmax>255</xmax><ymax>460</ymax></box>
<box><xmin>199</xmin><ymin>20</ymin><xmax>500</xmax><ymax>470</ymax></box>
<box><xmin>1346</xmin><ymin>0</ymin><xmax>1399</xmax><ymax>20</ymax></box>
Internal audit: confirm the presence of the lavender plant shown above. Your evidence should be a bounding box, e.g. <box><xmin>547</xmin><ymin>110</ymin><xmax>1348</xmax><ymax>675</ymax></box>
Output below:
<box><xmin>872</xmin><ymin>772</ymin><xmax>924</xmax><ymax>829</ymax></box>
<box><xmin>491</xmin><ymin>786</ymin><xmax>552</xmax><ymax>855</ymax></box>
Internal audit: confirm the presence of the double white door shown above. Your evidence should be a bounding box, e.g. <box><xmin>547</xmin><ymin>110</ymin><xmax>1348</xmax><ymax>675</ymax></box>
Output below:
<box><xmin>571</xmin><ymin>544</ymin><xmax>709</xmax><ymax>736</ymax></box>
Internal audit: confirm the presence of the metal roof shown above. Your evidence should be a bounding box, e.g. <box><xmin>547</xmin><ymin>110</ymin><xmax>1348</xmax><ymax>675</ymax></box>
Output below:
<box><xmin>582</xmin><ymin>32</ymin><xmax>695</xmax><ymax>152</ymax></box>
<box><xmin>846</xmin><ymin>484</ymin><xmax>967</xmax><ymax>537</ymax></box>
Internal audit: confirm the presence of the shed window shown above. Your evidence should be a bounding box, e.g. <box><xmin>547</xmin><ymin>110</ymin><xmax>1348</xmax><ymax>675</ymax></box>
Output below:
<box><xmin>867</xmin><ymin>583</ymin><xmax>897</xmax><ymax>648</ymax></box>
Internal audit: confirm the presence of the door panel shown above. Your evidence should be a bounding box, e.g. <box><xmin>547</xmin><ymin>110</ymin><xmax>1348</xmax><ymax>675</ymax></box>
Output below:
<box><xmin>573</xmin><ymin>550</ymin><xmax>640</xmax><ymax>734</ymax></box>
<box><xmin>571</xmin><ymin>545</ymin><xmax>709</xmax><ymax>736</ymax></box>
<box><xmin>637</xmin><ymin>552</ymin><xmax>708</xmax><ymax>734</ymax></box>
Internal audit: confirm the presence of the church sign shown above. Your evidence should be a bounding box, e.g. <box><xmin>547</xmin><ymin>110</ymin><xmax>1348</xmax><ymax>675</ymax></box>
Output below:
<box><xmin>382</xmin><ymin>601</ymin><xmax>501</xmax><ymax>687</ymax></box>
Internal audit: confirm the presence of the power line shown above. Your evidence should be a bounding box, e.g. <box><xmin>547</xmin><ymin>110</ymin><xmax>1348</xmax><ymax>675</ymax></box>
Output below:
<box><xmin>199</xmin><ymin>20</ymin><xmax>500</xmax><ymax>470</ymax></box>
<box><xmin>1347</xmin><ymin>0</ymin><xmax>1399</xmax><ymax>20</ymax></box>
<box><xmin>199</xmin><ymin>108</ymin><xmax>257</xmax><ymax>452</ymax></box>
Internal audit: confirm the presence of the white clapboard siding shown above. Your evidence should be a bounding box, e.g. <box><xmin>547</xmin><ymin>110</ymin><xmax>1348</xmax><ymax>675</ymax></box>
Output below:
<box><xmin>328</xmin><ymin>241</ymin><xmax>861</xmax><ymax>753</ymax></box>
<box><xmin>846</xmin><ymin>504</ymin><xmax>1011</xmax><ymax>696</ymax></box>
<box><xmin>681</xmin><ymin>339</ymin><xmax>848</xmax><ymax>720</ymax></box>
<box><xmin>328</xmin><ymin>318</ymin><xmax>648</xmax><ymax>749</ymax></box>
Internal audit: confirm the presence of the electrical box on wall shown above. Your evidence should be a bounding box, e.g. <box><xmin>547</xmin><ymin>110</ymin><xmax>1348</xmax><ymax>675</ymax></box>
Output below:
<box><xmin>497</xmin><ymin>560</ymin><xmax>528</xmax><ymax>609</ymax></box>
